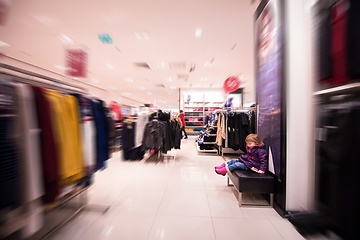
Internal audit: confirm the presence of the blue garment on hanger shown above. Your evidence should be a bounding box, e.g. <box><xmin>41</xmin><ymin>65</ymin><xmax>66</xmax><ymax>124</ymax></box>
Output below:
<box><xmin>91</xmin><ymin>99</ymin><xmax>108</xmax><ymax>170</ymax></box>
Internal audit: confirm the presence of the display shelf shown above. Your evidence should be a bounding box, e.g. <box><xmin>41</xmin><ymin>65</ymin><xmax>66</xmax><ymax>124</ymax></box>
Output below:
<box><xmin>185</xmin><ymin>121</ymin><xmax>203</xmax><ymax>122</ymax></box>
<box><xmin>196</xmin><ymin>141</ymin><xmax>218</xmax><ymax>153</ymax></box>
<box><xmin>185</xmin><ymin>125</ymin><xmax>203</xmax><ymax>128</ymax></box>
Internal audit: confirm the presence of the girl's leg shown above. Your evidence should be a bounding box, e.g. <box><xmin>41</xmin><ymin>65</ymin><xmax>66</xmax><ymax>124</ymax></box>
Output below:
<box><xmin>226</xmin><ymin>159</ymin><xmax>238</xmax><ymax>165</ymax></box>
<box><xmin>227</xmin><ymin>162</ymin><xmax>249</xmax><ymax>172</ymax></box>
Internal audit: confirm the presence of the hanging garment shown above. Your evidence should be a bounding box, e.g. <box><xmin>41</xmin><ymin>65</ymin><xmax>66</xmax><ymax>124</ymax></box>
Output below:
<box><xmin>135</xmin><ymin>112</ymin><xmax>149</xmax><ymax>148</ymax></box>
<box><xmin>318</xmin><ymin>2</ymin><xmax>333</xmax><ymax>81</ymax></box>
<box><xmin>122</xmin><ymin>119</ymin><xmax>136</xmax><ymax>160</ymax></box>
<box><xmin>45</xmin><ymin>90</ymin><xmax>85</xmax><ymax>187</ymax></box>
<box><xmin>109</xmin><ymin>101</ymin><xmax>123</xmax><ymax>121</ymax></box>
<box><xmin>330</xmin><ymin>0</ymin><xmax>350</xmax><ymax>85</ymax></box>
<box><xmin>16</xmin><ymin>83</ymin><xmax>44</xmax><ymax>237</ymax></box>
<box><xmin>170</xmin><ymin>118</ymin><xmax>181</xmax><ymax>149</ymax></box>
<box><xmin>73</xmin><ymin>95</ymin><xmax>97</xmax><ymax>185</ymax></box>
<box><xmin>316</xmin><ymin>102</ymin><xmax>360</xmax><ymax>240</ymax></box>
<box><xmin>347</xmin><ymin>0</ymin><xmax>360</xmax><ymax>78</ymax></box>
<box><xmin>227</xmin><ymin>112</ymin><xmax>236</xmax><ymax>149</ymax></box>
<box><xmin>91</xmin><ymin>100</ymin><xmax>109</xmax><ymax>169</ymax></box>
<box><xmin>142</xmin><ymin>120</ymin><xmax>166</xmax><ymax>151</ymax></box>
<box><xmin>31</xmin><ymin>86</ymin><xmax>60</xmax><ymax>204</ymax></box>
<box><xmin>216</xmin><ymin>113</ymin><xmax>222</xmax><ymax>146</ymax></box>
<box><xmin>0</xmin><ymin>82</ymin><xmax>21</xmax><ymax>211</ymax></box>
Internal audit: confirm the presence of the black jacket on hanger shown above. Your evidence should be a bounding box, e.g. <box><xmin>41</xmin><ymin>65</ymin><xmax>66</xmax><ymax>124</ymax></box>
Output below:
<box><xmin>142</xmin><ymin>120</ymin><xmax>166</xmax><ymax>151</ymax></box>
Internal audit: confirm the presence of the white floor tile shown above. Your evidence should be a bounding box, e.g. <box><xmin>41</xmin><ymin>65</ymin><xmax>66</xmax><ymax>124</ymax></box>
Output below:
<box><xmin>51</xmin><ymin>212</ymin><xmax>102</xmax><ymax>240</ymax></box>
<box><xmin>271</xmin><ymin>219</ymin><xmax>305</xmax><ymax>240</ymax></box>
<box><xmin>262</xmin><ymin>208</ymin><xmax>284</xmax><ymax>221</ymax></box>
<box><xmin>106</xmin><ymin>187</ymin><xmax>165</xmax><ymax>219</ymax></box>
<box><xmin>167</xmin><ymin>171</ymin><xmax>206</xmax><ymax>190</ymax></box>
<box><xmin>212</xmin><ymin>218</ymin><xmax>284</xmax><ymax>240</ymax></box>
<box><xmin>78</xmin><ymin>216</ymin><xmax>154</xmax><ymax>240</ymax></box>
<box><xmin>157</xmin><ymin>189</ymin><xmax>211</xmax><ymax>217</ymax></box>
<box><xmin>241</xmin><ymin>207</ymin><xmax>268</xmax><ymax>219</ymax></box>
<box><xmin>207</xmin><ymin>189</ymin><xmax>248</xmax><ymax>218</ymax></box>
<box><xmin>148</xmin><ymin>215</ymin><xmax>216</xmax><ymax>240</ymax></box>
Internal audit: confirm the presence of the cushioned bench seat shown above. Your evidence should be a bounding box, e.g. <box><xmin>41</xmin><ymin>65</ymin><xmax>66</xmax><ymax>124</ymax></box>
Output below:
<box><xmin>227</xmin><ymin>169</ymin><xmax>274</xmax><ymax>207</ymax></box>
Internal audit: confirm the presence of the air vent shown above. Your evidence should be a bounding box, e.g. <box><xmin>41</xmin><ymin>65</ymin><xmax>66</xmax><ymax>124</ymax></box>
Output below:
<box><xmin>154</xmin><ymin>84</ymin><xmax>165</xmax><ymax>88</ymax></box>
<box><xmin>133</xmin><ymin>62</ymin><xmax>151</xmax><ymax>69</ymax></box>
<box><xmin>177</xmin><ymin>74</ymin><xmax>189</xmax><ymax>79</ymax></box>
<box><xmin>169</xmin><ymin>61</ymin><xmax>186</xmax><ymax>70</ymax></box>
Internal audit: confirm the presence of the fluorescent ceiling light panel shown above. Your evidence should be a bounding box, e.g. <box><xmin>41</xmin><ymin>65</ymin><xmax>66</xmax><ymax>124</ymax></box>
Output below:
<box><xmin>139</xmin><ymin>86</ymin><xmax>145</xmax><ymax>90</ymax></box>
<box><xmin>195</xmin><ymin>28</ymin><xmax>202</xmax><ymax>38</ymax></box>
<box><xmin>134</xmin><ymin>32</ymin><xmax>142</xmax><ymax>39</ymax></box>
<box><xmin>134</xmin><ymin>31</ymin><xmax>151</xmax><ymax>40</ymax></box>
<box><xmin>147</xmin><ymin>92</ymin><xmax>152</xmax><ymax>95</ymax></box>
<box><xmin>57</xmin><ymin>34</ymin><xmax>73</xmax><ymax>43</ymax></box>
<box><xmin>125</xmin><ymin>78</ymin><xmax>133</xmax><ymax>82</ymax></box>
<box><xmin>0</xmin><ymin>41</ymin><xmax>10</xmax><ymax>47</ymax></box>
<box><xmin>143</xmin><ymin>32</ymin><xmax>150</xmax><ymax>40</ymax></box>
<box><xmin>106</xmin><ymin>64</ymin><xmax>113</xmax><ymax>69</ymax></box>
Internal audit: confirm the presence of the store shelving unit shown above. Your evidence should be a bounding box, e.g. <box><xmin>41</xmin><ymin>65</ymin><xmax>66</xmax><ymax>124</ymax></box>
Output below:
<box><xmin>183</xmin><ymin>101</ymin><xmax>222</xmax><ymax>135</ymax></box>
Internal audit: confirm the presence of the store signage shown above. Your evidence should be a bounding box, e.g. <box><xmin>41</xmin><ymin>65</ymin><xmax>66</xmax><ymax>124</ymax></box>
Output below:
<box><xmin>65</xmin><ymin>49</ymin><xmax>88</xmax><ymax>78</ymax></box>
<box><xmin>223</xmin><ymin>76</ymin><xmax>240</xmax><ymax>93</ymax></box>
<box><xmin>98</xmin><ymin>34</ymin><xmax>113</xmax><ymax>44</ymax></box>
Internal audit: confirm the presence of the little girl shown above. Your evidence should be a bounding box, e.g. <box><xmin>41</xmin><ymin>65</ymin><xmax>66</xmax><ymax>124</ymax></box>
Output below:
<box><xmin>215</xmin><ymin>134</ymin><xmax>268</xmax><ymax>175</ymax></box>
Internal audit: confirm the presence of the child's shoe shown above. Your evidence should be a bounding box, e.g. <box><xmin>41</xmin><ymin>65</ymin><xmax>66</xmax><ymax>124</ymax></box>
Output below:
<box><xmin>215</xmin><ymin>163</ymin><xmax>226</xmax><ymax>169</ymax></box>
<box><xmin>215</xmin><ymin>167</ymin><xmax>227</xmax><ymax>176</ymax></box>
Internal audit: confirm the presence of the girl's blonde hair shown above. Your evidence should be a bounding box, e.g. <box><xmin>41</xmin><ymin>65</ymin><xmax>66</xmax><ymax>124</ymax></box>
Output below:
<box><xmin>245</xmin><ymin>134</ymin><xmax>264</xmax><ymax>145</ymax></box>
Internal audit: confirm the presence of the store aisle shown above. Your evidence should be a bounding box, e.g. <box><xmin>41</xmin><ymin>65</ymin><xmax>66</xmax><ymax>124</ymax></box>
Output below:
<box><xmin>51</xmin><ymin>136</ymin><xmax>305</xmax><ymax>240</ymax></box>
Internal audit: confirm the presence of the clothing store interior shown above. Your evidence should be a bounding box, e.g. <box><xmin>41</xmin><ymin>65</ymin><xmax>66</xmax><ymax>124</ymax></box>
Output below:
<box><xmin>1</xmin><ymin>0</ymin><xmax>359</xmax><ymax>239</ymax></box>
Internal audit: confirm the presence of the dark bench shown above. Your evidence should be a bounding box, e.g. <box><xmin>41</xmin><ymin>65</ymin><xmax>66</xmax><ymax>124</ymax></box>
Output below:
<box><xmin>227</xmin><ymin>169</ymin><xmax>274</xmax><ymax>207</ymax></box>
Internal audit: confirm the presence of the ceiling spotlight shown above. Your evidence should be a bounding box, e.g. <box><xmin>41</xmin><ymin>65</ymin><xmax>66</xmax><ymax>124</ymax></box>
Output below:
<box><xmin>195</xmin><ymin>28</ymin><xmax>202</xmax><ymax>38</ymax></box>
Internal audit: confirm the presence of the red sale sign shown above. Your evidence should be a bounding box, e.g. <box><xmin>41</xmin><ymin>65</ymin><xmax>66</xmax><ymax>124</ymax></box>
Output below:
<box><xmin>65</xmin><ymin>49</ymin><xmax>88</xmax><ymax>78</ymax></box>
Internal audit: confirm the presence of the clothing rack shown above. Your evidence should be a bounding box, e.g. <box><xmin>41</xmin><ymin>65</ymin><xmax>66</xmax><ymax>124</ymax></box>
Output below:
<box><xmin>0</xmin><ymin>64</ymin><xmax>110</xmax><ymax>240</ymax></box>
<box><xmin>215</xmin><ymin>107</ymin><xmax>256</xmax><ymax>157</ymax></box>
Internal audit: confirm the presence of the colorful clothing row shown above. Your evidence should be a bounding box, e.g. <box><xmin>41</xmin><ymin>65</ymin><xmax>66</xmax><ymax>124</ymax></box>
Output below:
<box><xmin>0</xmin><ymin>80</ymin><xmax>110</xmax><ymax>238</ymax></box>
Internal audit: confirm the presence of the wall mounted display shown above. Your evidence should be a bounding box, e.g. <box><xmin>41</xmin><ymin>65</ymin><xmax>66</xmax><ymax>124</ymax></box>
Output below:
<box><xmin>255</xmin><ymin>0</ymin><xmax>286</xmax><ymax>213</ymax></box>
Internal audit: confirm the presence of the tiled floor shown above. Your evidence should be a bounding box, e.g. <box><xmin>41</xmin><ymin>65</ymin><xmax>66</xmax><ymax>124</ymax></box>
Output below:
<box><xmin>51</xmin><ymin>136</ymin><xmax>306</xmax><ymax>240</ymax></box>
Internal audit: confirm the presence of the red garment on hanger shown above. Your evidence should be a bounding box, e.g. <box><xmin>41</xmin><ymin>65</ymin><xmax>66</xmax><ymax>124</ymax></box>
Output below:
<box><xmin>109</xmin><ymin>101</ymin><xmax>122</xmax><ymax>121</ymax></box>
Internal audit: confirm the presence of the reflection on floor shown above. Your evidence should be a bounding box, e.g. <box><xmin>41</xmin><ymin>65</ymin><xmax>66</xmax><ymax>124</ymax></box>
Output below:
<box><xmin>48</xmin><ymin>136</ymin><xmax>309</xmax><ymax>240</ymax></box>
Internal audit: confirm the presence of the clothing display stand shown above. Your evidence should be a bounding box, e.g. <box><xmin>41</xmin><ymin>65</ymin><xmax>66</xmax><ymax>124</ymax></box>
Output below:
<box><xmin>0</xmin><ymin>64</ymin><xmax>110</xmax><ymax>240</ymax></box>
<box><xmin>216</xmin><ymin>107</ymin><xmax>256</xmax><ymax>157</ymax></box>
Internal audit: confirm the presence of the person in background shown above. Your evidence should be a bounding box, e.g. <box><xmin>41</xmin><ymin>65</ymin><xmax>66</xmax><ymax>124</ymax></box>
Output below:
<box><xmin>214</xmin><ymin>134</ymin><xmax>267</xmax><ymax>175</ymax></box>
<box><xmin>179</xmin><ymin>110</ymin><xmax>188</xmax><ymax>139</ymax></box>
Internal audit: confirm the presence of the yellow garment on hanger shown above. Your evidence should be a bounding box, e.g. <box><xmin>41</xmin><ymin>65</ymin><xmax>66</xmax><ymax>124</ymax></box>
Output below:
<box><xmin>45</xmin><ymin>90</ymin><xmax>85</xmax><ymax>187</ymax></box>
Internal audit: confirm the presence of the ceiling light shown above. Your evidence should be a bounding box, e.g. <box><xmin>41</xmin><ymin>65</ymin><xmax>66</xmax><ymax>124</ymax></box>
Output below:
<box><xmin>0</xmin><ymin>41</ymin><xmax>10</xmax><ymax>47</ymax></box>
<box><xmin>195</xmin><ymin>28</ymin><xmax>202</xmax><ymax>38</ymax></box>
<box><xmin>110</xmin><ymin>87</ymin><xmax>118</xmax><ymax>90</ymax></box>
<box><xmin>134</xmin><ymin>32</ymin><xmax>142</xmax><ymax>40</ymax></box>
<box><xmin>91</xmin><ymin>78</ymin><xmax>100</xmax><ymax>83</ymax></box>
<box><xmin>143</xmin><ymin>32</ymin><xmax>150</xmax><ymax>40</ymax></box>
<box><xmin>57</xmin><ymin>34</ymin><xmax>73</xmax><ymax>43</ymax></box>
<box><xmin>125</xmin><ymin>78</ymin><xmax>133</xmax><ymax>82</ymax></box>
<box><xmin>134</xmin><ymin>31</ymin><xmax>151</xmax><ymax>40</ymax></box>
<box><xmin>106</xmin><ymin>64</ymin><xmax>113</xmax><ymax>69</ymax></box>
<box><xmin>147</xmin><ymin>92</ymin><xmax>153</xmax><ymax>95</ymax></box>
<box><xmin>139</xmin><ymin>86</ymin><xmax>145</xmax><ymax>90</ymax></box>
<box><xmin>123</xmin><ymin>92</ymin><xmax>130</xmax><ymax>95</ymax></box>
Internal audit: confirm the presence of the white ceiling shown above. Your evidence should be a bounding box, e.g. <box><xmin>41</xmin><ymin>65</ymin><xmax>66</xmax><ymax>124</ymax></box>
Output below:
<box><xmin>0</xmin><ymin>0</ymin><xmax>258</xmax><ymax>109</ymax></box>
